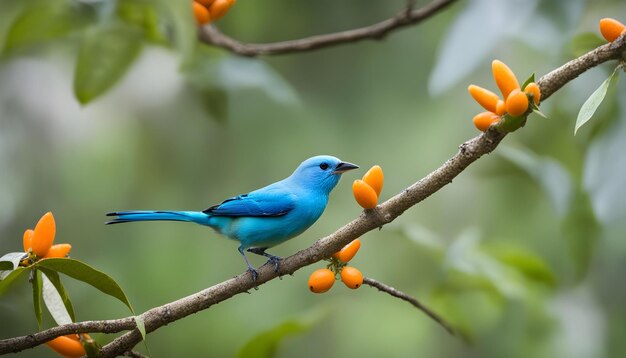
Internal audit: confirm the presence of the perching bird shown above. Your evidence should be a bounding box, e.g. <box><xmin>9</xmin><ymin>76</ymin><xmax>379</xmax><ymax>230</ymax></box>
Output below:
<box><xmin>106</xmin><ymin>155</ymin><xmax>358</xmax><ymax>283</ymax></box>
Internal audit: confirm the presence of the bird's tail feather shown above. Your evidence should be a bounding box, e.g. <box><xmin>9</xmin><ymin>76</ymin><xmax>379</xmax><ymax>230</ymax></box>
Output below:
<box><xmin>106</xmin><ymin>211</ymin><xmax>209</xmax><ymax>225</ymax></box>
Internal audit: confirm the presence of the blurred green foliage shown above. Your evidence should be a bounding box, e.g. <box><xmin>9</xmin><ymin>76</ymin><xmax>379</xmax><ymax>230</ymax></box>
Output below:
<box><xmin>1</xmin><ymin>0</ymin><xmax>626</xmax><ymax>357</ymax></box>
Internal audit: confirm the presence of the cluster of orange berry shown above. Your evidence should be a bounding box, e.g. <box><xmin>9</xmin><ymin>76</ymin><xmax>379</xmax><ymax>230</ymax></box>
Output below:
<box><xmin>307</xmin><ymin>165</ymin><xmax>384</xmax><ymax>293</ymax></box>
<box><xmin>18</xmin><ymin>212</ymin><xmax>89</xmax><ymax>357</ymax></box>
<box><xmin>308</xmin><ymin>239</ymin><xmax>363</xmax><ymax>293</ymax></box>
<box><xmin>469</xmin><ymin>60</ymin><xmax>541</xmax><ymax>132</ymax></box>
<box><xmin>21</xmin><ymin>212</ymin><xmax>71</xmax><ymax>265</ymax></box>
<box><xmin>46</xmin><ymin>334</ymin><xmax>93</xmax><ymax>358</ymax></box>
<box><xmin>352</xmin><ymin>165</ymin><xmax>384</xmax><ymax>210</ymax></box>
<box><xmin>193</xmin><ymin>0</ymin><xmax>236</xmax><ymax>25</ymax></box>
<box><xmin>600</xmin><ymin>18</ymin><xmax>626</xmax><ymax>42</ymax></box>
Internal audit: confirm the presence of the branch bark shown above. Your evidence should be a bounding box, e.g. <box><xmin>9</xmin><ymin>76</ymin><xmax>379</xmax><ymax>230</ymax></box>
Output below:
<box><xmin>199</xmin><ymin>0</ymin><xmax>459</xmax><ymax>56</ymax></box>
<box><xmin>1</xmin><ymin>31</ymin><xmax>625</xmax><ymax>358</ymax></box>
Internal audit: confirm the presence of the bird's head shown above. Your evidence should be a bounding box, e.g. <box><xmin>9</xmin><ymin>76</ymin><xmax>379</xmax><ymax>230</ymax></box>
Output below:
<box><xmin>289</xmin><ymin>155</ymin><xmax>359</xmax><ymax>194</ymax></box>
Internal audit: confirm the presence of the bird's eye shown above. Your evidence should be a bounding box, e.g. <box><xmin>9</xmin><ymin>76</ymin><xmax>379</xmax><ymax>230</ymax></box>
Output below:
<box><xmin>319</xmin><ymin>163</ymin><xmax>329</xmax><ymax>170</ymax></box>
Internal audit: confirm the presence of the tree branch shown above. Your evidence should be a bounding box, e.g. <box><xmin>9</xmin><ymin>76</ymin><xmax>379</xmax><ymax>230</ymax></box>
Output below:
<box><xmin>537</xmin><ymin>34</ymin><xmax>626</xmax><ymax>101</ymax></box>
<box><xmin>1</xmin><ymin>33</ymin><xmax>624</xmax><ymax>358</ymax></box>
<box><xmin>0</xmin><ymin>319</ymin><xmax>136</xmax><ymax>354</ymax></box>
<box><xmin>198</xmin><ymin>0</ymin><xmax>459</xmax><ymax>56</ymax></box>
<box><xmin>362</xmin><ymin>277</ymin><xmax>456</xmax><ymax>336</ymax></box>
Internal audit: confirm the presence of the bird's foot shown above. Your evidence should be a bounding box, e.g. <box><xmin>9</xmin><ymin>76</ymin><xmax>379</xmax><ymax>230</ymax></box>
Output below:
<box><xmin>266</xmin><ymin>255</ymin><xmax>282</xmax><ymax>276</ymax></box>
<box><xmin>247</xmin><ymin>268</ymin><xmax>260</xmax><ymax>290</ymax></box>
<box><xmin>247</xmin><ymin>247</ymin><xmax>282</xmax><ymax>277</ymax></box>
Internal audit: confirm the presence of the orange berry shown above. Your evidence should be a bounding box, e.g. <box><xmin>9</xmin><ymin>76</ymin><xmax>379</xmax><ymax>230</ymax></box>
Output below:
<box><xmin>473</xmin><ymin>111</ymin><xmax>500</xmax><ymax>132</ymax></box>
<box><xmin>467</xmin><ymin>85</ymin><xmax>500</xmax><ymax>113</ymax></box>
<box><xmin>193</xmin><ymin>2</ymin><xmax>211</xmax><ymax>25</ymax></box>
<box><xmin>32</xmin><ymin>212</ymin><xmax>55</xmax><ymax>257</ymax></box>
<box><xmin>46</xmin><ymin>335</ymin><xmax>85</xmax><ymax>358</ymax></box>
<box><xmin>505</xmin><ymin>89</ymin><xmax>529</xmax><ymax>117</ymax></box>
<box><xmin>492</xmin><ymin>60</ymin><xmax>520</xmax><ymax>99</ymax></box>
<box><xmin>23</xmin><ymin>229</ymin><xmax>34</xmax><ymax>252</ymax></box>
<box><xmin>208</xmin><ymin>0</ymin><xmax>231</xmax><ymax>21</ymax></box>
<box><xmin>340</xmin><ymin>266</ymin><xmax>363</xmax><ymax>289</ymax></box>
<box><xmin>332</xmin><ymin>239</ymin><xmax>361</xmax><ymax>263</ymax></box>
<box><xmin>44</xmin><ymin>244</ymin><xmax>72</xmax><ymax>258</ymax></box>
<box><xmin>523</xmin><ymin>82</ymin><xmax>541</xmax><ymax>105</ymax></box>
<box><xmin>196</xmin><ymin>0</ymin><xmax>215</xmax><ymax>6</ymax></box>
<box><xmin>599</xmin><ymin>18</ymin><xmax>626</xmax><ymax>42</ymax></box>
<box><xmin>495</xmin><ymin>100</ymin><xmax>506</xmax><ymax>116</ymax></box>
<box><xmin>362</xmin><ymin>165</ymin><xmax>384</xmax><ymax>197</ymax></box>
<box><xmin>308</xmin><ymin>268</ymin><xmax>335</xmax><ymax>293</ymax></box>
<box><xmin>352</xmin><ymin>180</ymin><xmax>378</xmax><ymax>209</ymax></box>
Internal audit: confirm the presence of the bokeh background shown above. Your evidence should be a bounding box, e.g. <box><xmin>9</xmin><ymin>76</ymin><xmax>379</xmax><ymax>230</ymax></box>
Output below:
<box><xmin>2</xmin><ymin>0</ymin><xmax>626</xmax><ymax>357</ymax></box>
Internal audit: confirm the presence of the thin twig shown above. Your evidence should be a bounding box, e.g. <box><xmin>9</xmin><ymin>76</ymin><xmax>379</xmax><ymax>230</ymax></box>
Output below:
<box><xmin>124</xmin><ymin>350</ymin><xmax>149</xmax><ymax>358</ymax></box>
<box><xmin>1</xmin><ymin>34</ymin><xmax>625</xmax><ymax>358</ymax></box>
<box><xmin>199</xmin><ymin>0</ymin><xmax>459</xmax><ymax>56</ymax></box>
<box><xmin>362</xmin><ymin>277</ymin><xmax>455</xmax><ymax>335</ymax></box>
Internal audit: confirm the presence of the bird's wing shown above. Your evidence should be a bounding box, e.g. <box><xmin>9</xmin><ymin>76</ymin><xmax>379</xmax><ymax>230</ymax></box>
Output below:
<box><xmin>203</xmin><ymin>187</ymin><xmax>295</xmax><ymax>217</ymax></box>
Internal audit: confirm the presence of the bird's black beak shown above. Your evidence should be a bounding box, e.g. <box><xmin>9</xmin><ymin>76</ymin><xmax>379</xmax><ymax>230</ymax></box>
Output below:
<box><xmin>333</xmin><ymin>161</ymin><xmax>359</xmax><ymax>174</ymax></box>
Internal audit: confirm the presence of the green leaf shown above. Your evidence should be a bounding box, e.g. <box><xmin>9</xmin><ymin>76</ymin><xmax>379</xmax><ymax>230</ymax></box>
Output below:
<box><xmin>0</xmin><ymin>271</ymin><xmax>10</xmax><ymax>280</ymax></box>
<box><xmin>117</xmin><ymin>0</ymin><xmax>166</xmax><ymax>43</ymax></box>
<box><xmin>82</xmin><ymin>334</ymin><xmax>101</xmax><ymax>358</ymax></box>
<box><xmin>496</xmin><ymin>113</ymin><xmax>527</xmax><ymax>133</ymax></box>
<box><xmin>237</xmin><ymin>321</ymin><xmax>311</xmax><ymax>358</ymax></box>
<box><xmin>0</xmin><ymin>252</ymin><xmax>27</xmax><ymax>271</ymax></box>
<box><xmin>35</xmin><ymin>258</ymin><xmax>134</xmax><ymax>313</ymax></box>
<box><xmin>40</xmin><ymin>268</ymin><xmax>76</xmax><ymax>323</ymax></box>
<box><xmin>186</xmin><ymin>53</ymin><xmax>300</xmax><ymax>121</ymax></box>
<box><xmin>73</xmin><ymin>23</ymin><xmax>143</xmax><ymax>104</ymax></box>
<box><xmin>484</xmin><ymin>244</ymin><xmax>556</xmax><ymax>288</ymax></box>
<box><xmin>134</xmin><ymin>315</ymin><xmax>146</xmax><ymax>339</ymax></box>
<box><xmin>443</xmin><ymin>229</ymin><xmax>525</xmax><ymax>299</ymax></box>
<box><xmin>429</xmin><ymin>287</ymin><xmax>502</xmax><ymax>341</ymax></box>
<box><xmin>575</xmin><ymin>66</ymin><xmax>620</xmax><ymax>135</ymax></box>
<box><xmin>133</xmin><ymin>314</ymin><xmax>152</xmax><ymax>357</ymax></box>
<box><xmin>186</xmin><ymin>50</ymin><xmax>301</xmax><ymax>122</ymax></box>
<box><xmin>521</xmin><ymin>73</ymin><xmax>535</xmax><ymax>90</ymax></box>
<box><xmin>217</xmin><ymin>57</ymin><xmax>299</xmax><ymax>105</ymax></box>
<box><xmin>32</xmin><ymin>270</ymin><xmax>43</xmax><ymax>328</ymax></box>
<box><xmin>236</xmin><ymin>309</ymin><xmax>325</xmax><ymax>358</ymax></box>
<box><xmin>3</xmin><ymin>1</ymin><xmax>96</xmax><ymax>53</ymax></box>
<box><xmin>0</xmin><ymin>267</ymin><xmax>31</xmax><ymax>295</ymax></box>
<box><xmin>532</xmin><ymin>108</ymin><xmax>548</xmax><ymax>119</ymax></box>
<box><xmin>153</xmin><ymin>0</ymin><xmax>196</xmax><ymax>65</ymax></box>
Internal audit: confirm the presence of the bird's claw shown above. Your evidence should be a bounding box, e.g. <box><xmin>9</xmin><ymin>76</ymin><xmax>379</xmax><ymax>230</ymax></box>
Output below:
<box><xmin>267</xmin><ymin>256</ymin><xmax>281</xmax><ymax>275</ymax></box>
<box><xmin>267</xmin><ymin>256</ymin><xmax>283</xmax><ymax>280</ymax></box>
<box><xmin>247</xmin><ymin>268</ymin><xmax>259</xmax><ymax>290</ymax></box>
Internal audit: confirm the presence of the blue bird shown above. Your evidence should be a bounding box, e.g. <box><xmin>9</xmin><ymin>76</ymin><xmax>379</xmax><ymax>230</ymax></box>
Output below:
<box><xmin>106</xmin><ymin>155</ymin><xmax>358</xmax><ymax>282</ymax></box>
